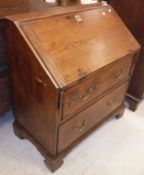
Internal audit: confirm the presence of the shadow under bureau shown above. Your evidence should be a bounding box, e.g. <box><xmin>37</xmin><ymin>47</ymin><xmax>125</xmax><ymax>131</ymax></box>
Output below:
<box><xmin>6</xmin><ymin>4</ymin><xmax>140</xmax><ymax>172</ymax></box>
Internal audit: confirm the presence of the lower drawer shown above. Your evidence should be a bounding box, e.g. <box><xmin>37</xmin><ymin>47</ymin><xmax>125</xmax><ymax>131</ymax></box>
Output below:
<box><xmin>58</xmin><ymin>81</ymin><xmax>128</xmax><ymax>153</ymax></box>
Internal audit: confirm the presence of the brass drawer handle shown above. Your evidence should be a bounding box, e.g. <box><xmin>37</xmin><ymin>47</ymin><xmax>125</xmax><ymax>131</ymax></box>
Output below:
<box><xmin>107</xmin><ymin>102</ymin><xmax>112</xmax><ymax>107</ymax></box>
<box><xmin>77</xmin><ymin>87</ymin><xmax>94</xmax><ymax>101</ymax></box>
<box><xmin>74</xmin><ymin>119</ymin><xmax>88</xmax><ymax>132</ymax></box>
<box><xmin>106</xmin><ymin>97</ymin><xmax>116</xmax><ymax>107</ymax></box>
<box><xmin>110</xmin><ymin>69</ymin><xmax>126</xmax><ymax>80</ymax></box>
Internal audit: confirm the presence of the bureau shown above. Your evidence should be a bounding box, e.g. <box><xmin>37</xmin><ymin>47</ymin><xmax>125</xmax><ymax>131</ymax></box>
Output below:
<box><xmin>6</xmin><ymin>4</ymin><xmax>140</xmax><ymax>172</ymax></box>
<box><xmin>110</xmin><ymin>0</ymin><xmax>144</xmax><ymax>111</ymax></box>
<box><xmin>0</xmin><ymin>0</ymin><xmax>57</xmax><ymax>117</ymax></box>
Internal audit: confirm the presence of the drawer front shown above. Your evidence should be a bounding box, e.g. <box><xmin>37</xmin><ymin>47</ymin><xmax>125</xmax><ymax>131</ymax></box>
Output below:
<box><xmin>63</xmin><ymin>56</ymin><xmax>133</xmax><ymax>118</ymax></box>
<box><xmin>0</xmin><ymin>88</ymin><xmax>11</xmax><ymax>116</ymax></box>
<box><xmin>58</xmin><ymin>81</ymin><xmax>128</xmax><ymax>153</ymax></box>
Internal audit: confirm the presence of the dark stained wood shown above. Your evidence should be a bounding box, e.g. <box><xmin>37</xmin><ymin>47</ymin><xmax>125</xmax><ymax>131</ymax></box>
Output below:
<box><xmin>0</xmin><ymin>76</ymin><xmax>10</xmax><ymax>90</ymax></box>
<box><xmin>126</xmin><ymin>95</ymin><xmax>140</xmax><ymax>111</ymax></box>
<box><xmin>0</xmin><ymin>88</ymin><xmax>11</xmax><ymax>116</ymax></box>
<box><xmin>110</xmin><ymin>0</ymin><xmax>144</xmax><ymax>111</ymax></box>
<box><xmin>6</xmin><ymin>4</ymin><xmax>140</xmax><ymax>172</ymax></box>
<box><xmin>0</xmin><ymin>51</ymin><xmax>11</xmax><ymax>116</ymax></box>
<box><xmin>109</xmin><ymin>0</ymin><xmax>141</xmax><ymax>32</ymax></box>
<box><xmin>0</xmin><ymin>21</ymin><xmax>7</xmax><ymax>66</ymax></box>
<box><xmin>0</xmin><ymin>20</ymin><xmax>11</xmax><ymax>117</ymax></box>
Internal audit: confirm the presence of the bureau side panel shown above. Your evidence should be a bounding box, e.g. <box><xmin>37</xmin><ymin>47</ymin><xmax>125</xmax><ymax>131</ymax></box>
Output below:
<box><xmin>7</xmin><ymin>22</ymin><xmax>59</xmax><ymax>156</ymax></box>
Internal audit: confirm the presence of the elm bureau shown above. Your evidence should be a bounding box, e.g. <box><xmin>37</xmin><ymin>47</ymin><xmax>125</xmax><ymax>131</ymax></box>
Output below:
<box><xmin>6</xmin><ymin>4</ymin><xmax>140</xmax><ymax>172</ymax></box>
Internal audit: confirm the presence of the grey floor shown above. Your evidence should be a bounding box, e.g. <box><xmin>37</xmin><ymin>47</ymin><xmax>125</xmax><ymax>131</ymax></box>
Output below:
<box><xmin>0</xmin><ymin>101</ymin><xmax>144</xmax><ymax>175</ymax></box>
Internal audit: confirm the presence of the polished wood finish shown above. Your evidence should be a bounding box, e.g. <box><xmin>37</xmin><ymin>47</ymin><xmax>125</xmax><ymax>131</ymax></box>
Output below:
<box><xmin>59</xmin><ymin>81</ymin><xmax>128</xmax><ymax>152</ymax></box>
<box><xmin>110</xmin><ymin>0</ymin><xmax>144</xmax><ymax>111</ymax></box>
<box><xmin>6</xmin><ymin>4</ymin><xmax>140</xmax><ymax>172</ymax></box>
<box><xmin>63</xmin><ymin>55</ymin><xmax>133</xmax><ymax>118</ymax></box>
<box><xmin>19</xmin><ymin>8</ymin><xmax>138</xmax><ymax>87</ymax></box>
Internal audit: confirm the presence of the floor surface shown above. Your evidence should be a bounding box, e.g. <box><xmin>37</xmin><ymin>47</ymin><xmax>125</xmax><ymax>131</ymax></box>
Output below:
<box><xmin>0</xmin><ymin>101</ymin><xmax>144</xmax><ymax>175</ymax></box>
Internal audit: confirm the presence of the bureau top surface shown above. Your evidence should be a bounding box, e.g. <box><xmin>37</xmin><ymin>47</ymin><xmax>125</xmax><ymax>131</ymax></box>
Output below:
<box><xmin>12</xmin><ymin>5</ymin><xmax>140</xmax><ymax>88</ymax></box>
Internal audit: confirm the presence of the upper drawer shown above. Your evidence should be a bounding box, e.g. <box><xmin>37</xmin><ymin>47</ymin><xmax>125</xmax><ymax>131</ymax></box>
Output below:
<box><xmin>62</xmin><ymin>55</ymin><xmax>133</xmax><ymax>119</ymax></box>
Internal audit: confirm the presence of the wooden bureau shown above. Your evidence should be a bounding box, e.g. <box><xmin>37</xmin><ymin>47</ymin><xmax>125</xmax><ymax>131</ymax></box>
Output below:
<box><xmin>6</xmin><ymin>4</ymin><xmax>140</xmax><ymax>172</ymax></box>
<box><xmin>0</xmin><ymin>0</ymin><xmax>57</xmax><ymax>117</ymax></box>
<box><xmin>110</xmin><ymin>0</ymin><xmax>144</xmax><ymax>111</ymax></box>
